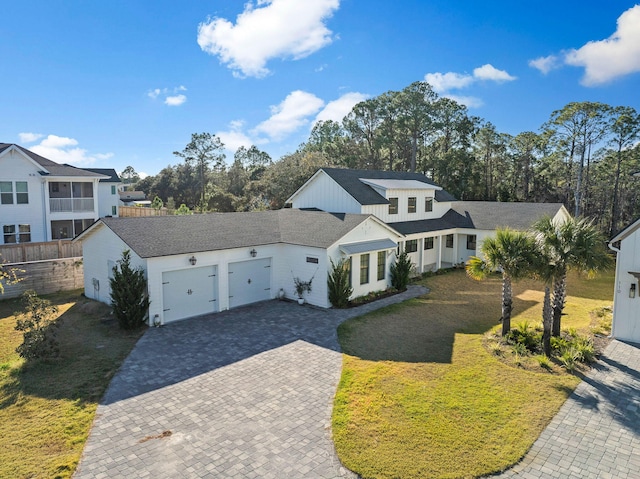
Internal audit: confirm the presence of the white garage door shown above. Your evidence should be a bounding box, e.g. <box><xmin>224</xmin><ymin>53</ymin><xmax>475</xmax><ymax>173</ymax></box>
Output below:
<box><xmin>162</xmin><ymin>266</ymin><xmax>218</xmax><ymax>323</ymax></box>
<box><xmin>228</xmin><ymin>258</ymin><xmax>272</xmax><ymax>309</ymax></box>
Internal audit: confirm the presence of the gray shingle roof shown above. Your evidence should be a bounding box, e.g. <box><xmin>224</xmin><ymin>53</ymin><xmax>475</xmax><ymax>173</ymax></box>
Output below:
<box><xmin>451</xmin><ymin>201</ymin><xmax>567</xmax><ymax>230</ymax></box>
<box><xmin>91</xmin><ymin>209</ymin><xmax>374</xmax><ymax>258</ymax></box>
<box><xmin>389</xmin><ymin>209</ymin><xmax>473</xmax><ymax>235</ymax></box>
<box><xmin>320</xmin><ymin>167</ymin><xmax>457</xmax><ymax>204</ymax></box>
<box><xmin>84</xmin><ymin>168</ymin><xmax>121</xmax><ymax>182</ymax></box>
<box><xmin>0</xmin><ymin>143</ymin><xmax>107</xmax><ymax>178</ymax></box>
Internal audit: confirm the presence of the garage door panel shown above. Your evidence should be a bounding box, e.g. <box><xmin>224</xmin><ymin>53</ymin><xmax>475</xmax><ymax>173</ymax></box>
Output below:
<box><xmin>162</xmin><ymin>266</ymin><xmax>218</xmax><ymax>323</ymax></box>
<box><xmin>228</xmin><ymin>258</ymin><xmax>271</xmax><ymax>309</ymax></box>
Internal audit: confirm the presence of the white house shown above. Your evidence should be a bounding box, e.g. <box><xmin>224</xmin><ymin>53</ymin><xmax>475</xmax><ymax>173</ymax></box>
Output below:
<box><xmin>287</xmin><ymin>168</ymin><xmax>570</xmax><ymax>271</ymax></box>
<box><xmin>609</xmin><ymin>218</ymin><xmax>640</xmax><ymax>343</ymax></box>
<box><xmin>75</xmin><ymin>209</ymin><xmax>402</xmax><ymax>324</ymax></box>
<box><xmin>0</xmin><ymin>143</ymin><xmax>109</xmax><ymax>243</ymax></box>
<box><xmin>84</xmin><ymin>168</ymin><xmax>122</xmax><ymax>217</ymax></box>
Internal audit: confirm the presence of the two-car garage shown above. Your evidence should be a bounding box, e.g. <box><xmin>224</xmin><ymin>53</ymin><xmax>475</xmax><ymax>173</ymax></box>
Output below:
<box><xmin>161</xmin><ymin>258</ymin><xmax>272</xmax><ymax>323</ymax></box>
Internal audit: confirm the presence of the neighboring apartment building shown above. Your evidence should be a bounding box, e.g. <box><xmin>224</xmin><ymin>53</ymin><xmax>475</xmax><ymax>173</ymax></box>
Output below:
<box><xmin>0</xmin><ymin>143</ymin><xmax>110</xmax><ymax>244</ymax></box>
<box><xmin>84</xmin><ymin>168</ymin><xmax>122</xmax><ymax>218</ymax></box>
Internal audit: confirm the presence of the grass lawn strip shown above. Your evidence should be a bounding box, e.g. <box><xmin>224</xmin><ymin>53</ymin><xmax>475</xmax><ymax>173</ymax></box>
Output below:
<box><xmin>333</xmin><ymin>270</ymin><xmax>613</xmax><ymax>479</ymax></box>
<box><xmin>0</xmin><ymin>291</ymin><xmax>143</xmax><ymax>479</ymax></box>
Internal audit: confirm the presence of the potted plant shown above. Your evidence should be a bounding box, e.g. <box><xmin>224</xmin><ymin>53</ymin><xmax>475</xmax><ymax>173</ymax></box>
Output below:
<box><xmin>294</xmin><ymin>277</ymin><xmax>312</xmax><ymax>305</ymax></box>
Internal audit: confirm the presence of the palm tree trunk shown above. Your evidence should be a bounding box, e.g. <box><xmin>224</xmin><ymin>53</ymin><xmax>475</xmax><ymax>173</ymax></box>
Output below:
<box><xmin>543</xmin><ymin>286</ymin><xmax>553</xmax><ymax>357</ymax></box>
<box><xmin>552</xmin><ymin>274</ymin><xmax>567</xmax><ymax>337</ymax></box>
<box><xmin>501</xmin><ymin>275</ymin><xmax>513</xmax><ymax>336</ymax></box>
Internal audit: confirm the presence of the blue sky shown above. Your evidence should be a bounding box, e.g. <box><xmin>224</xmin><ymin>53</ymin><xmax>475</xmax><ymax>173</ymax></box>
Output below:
<box><xmin>2</xmin><ymin>1</ymin><xmax>640</xmax><ymax>177</ymax></box>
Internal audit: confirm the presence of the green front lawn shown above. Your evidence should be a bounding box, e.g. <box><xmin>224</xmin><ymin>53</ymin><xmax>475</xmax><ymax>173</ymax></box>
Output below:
<box><xmin>0</xmin><ymin>291</ymin><xmax>143</xmax><ymax>479</ymax></box>
<box><xmin>333</xmin><ymin>269</ymin><xmax>614</xmax><ymax>479</ymax></box>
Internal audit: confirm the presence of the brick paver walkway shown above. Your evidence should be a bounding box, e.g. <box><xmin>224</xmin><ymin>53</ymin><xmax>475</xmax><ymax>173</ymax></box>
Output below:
<box><xmin>74</xmin><ymin>286</ymin><xmax>427</xmax><ymax>479</ymax></box>
<box><xmin>493</xmin><ymin>339</ymin><xmax>640</xmax><ymax>479</ymax></box>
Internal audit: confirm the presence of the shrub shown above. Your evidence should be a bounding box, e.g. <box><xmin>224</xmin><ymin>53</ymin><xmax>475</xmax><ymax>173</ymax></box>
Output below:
<box><xmin>328</xmin><ymin>258</ymin><xmax>353</xmax><ymax>308</ymax></box>
<box><xmin>534</xmin><ymin>354</ymin><xmax>552</xmax><ymax>371</ymax></box>
<box><xmin>573</xmin><ymin>336</ymin><xmax>595</xmax><ymax>363</ymax></box>
<box><xmin>14</xmin><ymin>290</ymin><xmax>61</xmax><ymax>360</ymax></box>
<box><xmin>390</xmin><ymin>251</ymin><xmax>412</xmax><ymax>291</ymax></box>
<box><xmin>559</xmin><ymin>349</ymin><xmax>579</xmax><ymax>372</ymax></box>
<box><xmin>110</xmin><ymin>250</ymin><xmax>150</xmax><ymax>330</ymax></box>
<box><xmin>506</xmin><ymin>321</ymin><xmax>542</xmax><ymax>353</ymax></box>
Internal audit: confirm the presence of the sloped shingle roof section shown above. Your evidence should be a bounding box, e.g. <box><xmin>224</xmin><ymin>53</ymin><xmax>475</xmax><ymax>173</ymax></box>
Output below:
<box><xmin>98</xmin><ymin>209</ymin><xmax>372</xmax><ymax>258</ymax></box>
<box><xmin>0</xmin><ymin>143</ymin><xmax>107</xmax><ymax>178</ymax></box>
<box><xmin>320</xmin><ymin>167</ymin><xmax>457</xmax><ymax>205</ymax></box>
<box><xmin>84</xmin><ymin>168</ymin><xmax>121</xmax><ymax>182</ymax></box>
<box><xmin>389</xmin><ymin>209</ymin><xmax>473</xmax><ymax>235</ymax></box>
<box><xmin>452</xmin><ymin>201</ymin><xmax>566</xmax><ymax>231</ymax></box>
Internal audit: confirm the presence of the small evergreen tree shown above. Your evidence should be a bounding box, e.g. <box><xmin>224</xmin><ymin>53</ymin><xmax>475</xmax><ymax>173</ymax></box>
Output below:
<box><xmin>390</xmin><ymin>251</ymin><xmax>413</xmax><ymax>291</ymax></box>
<box><xmin>151</xmin><ymin>195</ymin><xmax>164</xmax><ymax>210</ymax></box>
<box><xmin>328</xmin><ymin>258</ymin><xmax>353</xmax><ymax>308</ymax></box>
<box><xmin>176</xmin><ymin>203</ymin><xmax>192</xmax><ymax>215</ymax></box>
<box><xmin>15</xmin><ymin>290</ymin><xmax>61</xmax><ymax>360</ymax></box>
<box><xmin>110</xmin><ymin>250</ymin><xmax>150</xmax><ymax>330</ymax></box>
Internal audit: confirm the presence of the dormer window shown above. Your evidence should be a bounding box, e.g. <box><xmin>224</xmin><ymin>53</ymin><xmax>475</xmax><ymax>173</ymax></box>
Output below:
<box><xmin>425</xmin><ymin>198</ymin><xmax>433</xmax><ymax>212</ymax></box>
<box><xmin>408</xmin><ymin>197</ymin><xmax>417</xmax><ymax>213</ymax></box>
<box><xmin>389</xmin><ymin>197</ymin><xmax>398</xmax><ymax>214</ymax></box>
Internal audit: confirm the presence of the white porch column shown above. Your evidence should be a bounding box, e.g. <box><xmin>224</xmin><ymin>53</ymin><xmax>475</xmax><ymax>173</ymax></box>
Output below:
<box><xmin>418</xmin><ymin>238</ymin><xmax>424</xmax><ymax>273</ymax></box>
<box><xmin>453</xmin><ymin>234</ymin><xmax>459</xmax><ymax>265</ymax></box>
<box><xmin>436</xmin><ymin>235</ymin><xmax>442</xmax><ymax>270</ymax></box>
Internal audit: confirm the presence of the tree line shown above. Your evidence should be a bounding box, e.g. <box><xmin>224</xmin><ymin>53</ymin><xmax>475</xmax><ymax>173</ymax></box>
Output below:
<box><xmin>130</xmin><ymin>80</ymin><xmax>640</xmax><ymax>236</ymax></box>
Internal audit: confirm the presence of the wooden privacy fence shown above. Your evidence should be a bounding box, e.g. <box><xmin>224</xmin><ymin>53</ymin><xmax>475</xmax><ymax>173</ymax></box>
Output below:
<box><xmin>119</xmin><ymin>206</ymin><xmax>173</xmax><ymax>217</ymax></box>
<box><xmin>0</xmin><ymin>240</ymin><xmax>83</xmax><ymax>264</ymax></box>
<box><xmin>1</xmin><ymin>257</ymin><xmax>84</xmax><ymax>299</ymax></box>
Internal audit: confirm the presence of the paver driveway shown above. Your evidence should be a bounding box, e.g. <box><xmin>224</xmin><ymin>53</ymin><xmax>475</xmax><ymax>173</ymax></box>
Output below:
<box><xmin>74</xmin><ymin>286</ymin><xmax>426</xmax><ymax>479</ymax></box>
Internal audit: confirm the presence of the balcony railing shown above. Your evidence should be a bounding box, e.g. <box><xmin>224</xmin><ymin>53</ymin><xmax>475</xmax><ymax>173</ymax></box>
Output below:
<box><xmin>49</xmin><ymin>197</ymin><xmax>95</xmax><ymax>213</ymax></box>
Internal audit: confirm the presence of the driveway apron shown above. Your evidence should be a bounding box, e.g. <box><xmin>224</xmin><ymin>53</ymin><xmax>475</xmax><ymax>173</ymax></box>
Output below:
<box><xmin>74</xmin><ymin>286</ymin><xmax>427</xmax><ymax>479</ymax></box>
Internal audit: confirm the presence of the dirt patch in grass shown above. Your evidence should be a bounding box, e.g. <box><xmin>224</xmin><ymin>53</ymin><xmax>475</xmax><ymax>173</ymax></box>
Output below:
<box><xmin>0</xmin><ymin>290</ymin><xmax>144</xmax><ymax>479</ymax></box>
<box><xmin>333</xmin><ymin>269</ymin><xmax>614</xmax><ymax>479</ymax></box>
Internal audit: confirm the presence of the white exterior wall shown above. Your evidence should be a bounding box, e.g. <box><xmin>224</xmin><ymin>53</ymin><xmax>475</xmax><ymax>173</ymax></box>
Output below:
<box><xmin>290</xmin><ymin>173</ymin><xmax>361</xmax><ymax>213</ymax></box>
<box><xmin>327</xmin><ymin>218</ymin><xmax>400</xmax><ymax>300</ymax></box>
<box><xmin>96</xmin><ymin>182</ymin><xmax>121</xmax><ymax>217</ymax></box>
<box><xmin>612</xmin><ymin>231</ymin><xmax>640</xmax><ymax>343</ymax></box>
<box><xmin>277</xmin><ymin>244</ymin><xmax>330</xmax><ymax>307</ymax></box>
<box><xmin>361</xmin><ymin>189</ymin><xmax>451</xmax><ymax>224</ymax></box>
<box><xmin>0</xmin><ymin>149</ymin><xmax>48</xmax><ymax>242</ymax></box>
<box><xmin>81</xmin><ymin>225</ymin><xmax>147</xmax><ymax>304</ymax></box>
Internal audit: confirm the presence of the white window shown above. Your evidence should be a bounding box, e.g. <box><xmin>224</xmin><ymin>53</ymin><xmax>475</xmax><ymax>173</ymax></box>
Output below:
<box><xmin>3</xmin><ymin>225</ymin><xmax>16</xmax><ymax>243</ymax></box>
<box><xmin>388</xmin><ymin>197</ymin><xmax>398</xmax><ymax>215</ymax></box>
<box><xmin>425</xmin><ymin>198</ymin><xmax>433</xmax><ymax>212</ymax></box>
<box><xmin>408</xmin><ymin>197</ymin><xmax>417</xmax><ymax>213</ymax></box>
<box><xmin>16</xmin><ymin>182</ymin><xmax>28</xmax><ymax>204</ymax></box>
<box><xmin>111</xmin><ymin>185</ymin><xmax>116</xmax><ymax>195</ymax></box>
<box><xmin>0</xmin><ymin>182</ymin><xmax>13</xmax><ymax>204</ymax></box>
<box><xmin>2</xmin><ymin>224</ymin><xmax>30</xmax><ymax>244</ymax></box>
<box><xmin>18</xmin><ymin>224</ymin><xmax>31</xmax><ymax>243</ymax></box>
<box><xmin>424</xmin><ymin>237</ymin><xmax>434</xmax><ymax>250</ymax></box>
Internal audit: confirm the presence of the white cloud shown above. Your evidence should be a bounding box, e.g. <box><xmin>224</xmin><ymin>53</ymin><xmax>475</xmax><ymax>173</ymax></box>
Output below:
<box><xmin>315</xmin><ymin>92</ymin><xmax>369</xmax><ymax>124</ymax></box>
<box><xmin>148</xmin><ymin>86</ymin><xmax>188</xmax><ymax>105</ymax></box>
<box><xmin>528</xmin><ymin>55</ymin><xmax>560</xmax><ymax>75</ymax></box>
<box><xmin>253</xmin><ymin>90</ymin><xmax>325</xmax><ymax>140</ymax></box>
<box><xmin>425</xmin><ymin>72</ymin><xmax>474</xmax><ymax>93</ymax></box>
<box><xmin>564</xmin><ymin>5</ymin><xmax>640</xmax><ymax>85</ymax></box>
<box><xmin>18</xmin><ymin>132</ymin><xmax>44</xmax><ymax>144</ymax></box>
<box><xmin>441</xmin><ymin>94</ymin><xmax>484</xmax><ymax>108</ymax></box>
<box><xmin>216</xmin><ymin>120</ymin><xmax>254</xmax><ymax>153</ymax></box>
<box><xmin>197</xmin><ymin>0</ymin><xmax>340</xmax><ymax>78</ymax></box>
<box><xmin>424</xmin><ymin>64</ymin><xmax>515</xmax><ymax>107</ymax></box>
<box><xmin>165</xmin><ymin>94</ymin><xmax>187</xmax><ymax>106</ymax></box>
<box><xmin>472</xmin><ymin>64</ymin><xmax>516</xmax><ymax>82</ymax></box>
<box><xmin>28</xmin><ymin>135</ymin><xmax>113</xmax><ymax>167</ymax></box>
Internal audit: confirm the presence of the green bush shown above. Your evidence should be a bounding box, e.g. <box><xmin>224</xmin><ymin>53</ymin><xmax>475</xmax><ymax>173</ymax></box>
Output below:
<box><xmin>328</xmin><ymin>258</ymin><xmax>353</xmax><ymax>308</ymax></box>
<box><xmin>109</xmin><ymin>250</ymin><xmax>150</xmax><ymax>330</ymax></box>
<box><xmin>14</xmin><ymin>290</ymin><xmax>61</xmax><ymax>360</ymax></box>
<box><xmin>390</xmin><ymin>251</ymin><xmax>412</xmax><ymax>291</ymax></box>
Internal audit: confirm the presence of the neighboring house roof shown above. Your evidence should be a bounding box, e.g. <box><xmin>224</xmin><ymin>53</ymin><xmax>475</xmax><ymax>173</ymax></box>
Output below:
<box><xmin>84</xmin><ymin>168</ymin><xmax>121</xmax><ymax>182</ymax></box>
<box><xmin>292</xmin><ymin>167</ymin><xmax>458</xmax><ymax>205</ymax></box>
<box><xmin>0</xmin><ymin>143</ymin><xmax>108</xmax><ymax>178</ymax></box>
<box><xmin>119</xmin><ymin>190</ymin><xmax>146</xmax><ymax>201</ymax></box>
<box><xmin>451</xmin><ymin>201</ymin><xmax>567</xmax><ymax>231</ymax></box>
<box><xmin>76</xmin><ymin>209</ymin><xmax>398</xmax><ymax>258</ymax></box>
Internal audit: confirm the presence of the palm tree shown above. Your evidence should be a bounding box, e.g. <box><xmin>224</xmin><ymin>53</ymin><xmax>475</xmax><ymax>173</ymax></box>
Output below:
<box><xmin>466</xmin><ymin>228</ymin><xmax>538</xmax><ymax>336</ymax></box>
<box><xmin>533</xmin><ymin>216</ymin><xmax>612</xmax><ymax>338</ymax></box>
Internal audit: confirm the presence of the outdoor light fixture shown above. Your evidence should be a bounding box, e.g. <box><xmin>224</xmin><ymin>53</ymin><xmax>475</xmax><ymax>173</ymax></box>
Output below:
<box><xmin>630</xmin><ymin>283</ymin><xmax>637</xmax><ymax>299</ymax></box>
<box><xmin>189</xmin><ymin>255</ymin><xmax>197</xmax><ymax>266</ymax></box>
<box><xmin>250</xmin><ymin>249</ymin><xmax>257</xmax><ymax>257</ymax></box>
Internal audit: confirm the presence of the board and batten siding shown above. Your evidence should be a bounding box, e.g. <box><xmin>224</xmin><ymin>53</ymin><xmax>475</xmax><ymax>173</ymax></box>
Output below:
<box><xmin>362</xmin><ymin>191</ymin><xmax>452</xmax><ymax>224</ymax></box>
<box><xmin>612</xmin><ymin>229</ymin><xmax>640</xmax><ymax>343</ymax></box>
<box><xmin>0</xmin><ymin>148</ymin><xmax>48</xmax><ymax>242</ymax></box>
<box><xmin>81</xmin><ymin>225</ymin><xmax>147</xmax><ymax>304</ymax></box>
<box><xmin>290</xmin><ymin>172</ymin><xmax>361</xmax><ymax>213</ymax></box>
